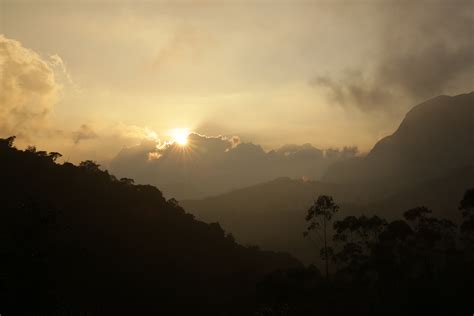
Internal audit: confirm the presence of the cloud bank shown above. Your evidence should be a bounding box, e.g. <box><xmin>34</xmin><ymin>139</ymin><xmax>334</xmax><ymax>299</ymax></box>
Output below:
<box><xmin>0</xmin><ymin>35</ymin><xmax>60</xmax><ymax>139</ymax></box>
<box><xmin>109</xmin><ymin>133</ymin><xmax>358</xmax><ymax>199</ymax></box>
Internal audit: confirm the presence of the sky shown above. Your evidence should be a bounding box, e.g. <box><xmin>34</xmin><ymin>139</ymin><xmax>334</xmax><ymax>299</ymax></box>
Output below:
<box><xmin>0</xmin><ymin>0</ymin><xmax>473</xmax><ymax>165</ymax></box>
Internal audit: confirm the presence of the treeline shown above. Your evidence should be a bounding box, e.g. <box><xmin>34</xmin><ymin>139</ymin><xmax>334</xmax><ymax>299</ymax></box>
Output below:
<box><xmin>256</xmin><ymin>193</ymin><xmax>474</xmax><ymax>315</ymax></box>
<box><xmin>0</xmin><ymin>137</ymin><xmax>300</xmax><ymax>315</ymax></box>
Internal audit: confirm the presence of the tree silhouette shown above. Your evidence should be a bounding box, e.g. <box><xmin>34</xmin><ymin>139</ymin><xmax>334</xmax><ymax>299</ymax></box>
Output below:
<box><xmin>79</xmin><ymin>160</ymin><xmax>101</xmax><ymax>172</ymax></box>
<box><xmin>0</xmin><ymin>136</ymin><xmax>15</xmax><ymax>148</ymax></box>
<box><xmin>332</xmin><ymin>215</ymin><xmax>386</xmax><ymax>277</ymax></box>
<box><xmin>261</xmin><ymin>192</ymin><xmax>474</xmax><ymax>315</ymax></box>
<box><xmin>303</xmin><ymin>195</ymin><xmax>339</xmax><ymax>279</ymax></box>
<box><xmin>119</xmin><ymin>177</ymin><xmax>135</xmax><ymax>185</ymax></box>
<box><xmin>459</xmin><ymin>189</ymin><xmax>474</xmax><ymax>215</ymax></box>
<box><xmin>460</xmin><ymin>189</ymin><xmax>474</xmax><ymax>248</ymax></box>
<box><xmin>48</xmin><ymin>152</ymin><xmax>63</xmax><ymax>162</ymax></box>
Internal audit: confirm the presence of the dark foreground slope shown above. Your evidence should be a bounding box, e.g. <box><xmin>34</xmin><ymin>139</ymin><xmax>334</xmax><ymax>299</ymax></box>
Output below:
<box><xmin>0</xmin><ymin>137</ymin><xmax>300</xmax><ymax>315</ymax></box>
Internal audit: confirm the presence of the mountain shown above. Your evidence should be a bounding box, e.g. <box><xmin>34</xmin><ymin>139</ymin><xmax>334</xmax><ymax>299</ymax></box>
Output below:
<box><xmin>323</xmin><ymin>92</ymin><xmax>474</xmax><ymax>189</ymax></box>
<box><xmin>181</xmin><ymin>177</ymin><xmax>367</xmax><ymax>264</ymax></box>
<box><xmin>182</xmin><ymin>92</ymin><xmax>474</xmax><ymax>263</ymax></box>
<box><xmin>0</xmin><ymin>137</ymin><xmax>300</xmax><ymax>315</ymax></box>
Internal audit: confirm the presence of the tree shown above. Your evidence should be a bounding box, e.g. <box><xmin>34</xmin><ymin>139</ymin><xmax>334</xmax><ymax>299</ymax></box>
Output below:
<box><xmin>48</xmin><ymin>152</ymin><xmax>62</xmax><ymax>162</ymax></box>
<box><xmin>0</xmin><ymin>136</ymin><xmax>16</xmax><ymax>148</ymax></box>
<box><xmin>459</xmin><ymin>188</ymin><xmax>474</xmax><ymax>248</ymax></box>
<box><xmin>403</xmin><ymin>206</ymin><xmax>456</xmax><ymax>250</ymax></box>
<box><xmin>119</xmin><ymin>177</ymin><xmax>135</xmax><ymax>185</ymax></box>
<box><xmin>332</xmin><ymin>215</ymin><xmax>386</xmax><ymax>276</ymax></box>
<box><xmin>79</xmin><ymin>160</ymin><xmax>101</xmax><ymax>172</ymax></box>
<box><xmin>303</xmin><ymin>195</ymin><xmax>339</xmax><ymax>279</ymax></box>
<box><xmin>459</xmin><ymin>188</ymin><xmax>474</xmax><ymax>217</ymax></box>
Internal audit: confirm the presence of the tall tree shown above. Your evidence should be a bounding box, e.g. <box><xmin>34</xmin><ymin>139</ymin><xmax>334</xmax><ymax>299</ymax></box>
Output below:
<box><xmin>303</xmin><ymin>195</ymin><xmax>339</xmax><ymax>279</ymax></box>
<box><xmin>332</xmin><ymin>215</ymin><xmax>386</xmax><ymax>276</ymax></box>
<box><xmin>459</xmin><ymin>188</ymin><xmax>474</xmax><ymax>249</ymax></box>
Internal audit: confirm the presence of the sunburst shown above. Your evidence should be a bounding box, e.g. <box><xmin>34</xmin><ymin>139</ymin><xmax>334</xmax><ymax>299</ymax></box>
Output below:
<box><xmin>169</xmin><ymin>128</ymin><xmax>190</xmax><ymax>146</ymax></box>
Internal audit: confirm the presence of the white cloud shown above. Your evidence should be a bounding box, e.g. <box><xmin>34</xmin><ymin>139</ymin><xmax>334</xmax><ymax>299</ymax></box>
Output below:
<box><xmin>0</xmin><ymin>34</ymin><xmax>61</xmax><ymax>140</ymax></box>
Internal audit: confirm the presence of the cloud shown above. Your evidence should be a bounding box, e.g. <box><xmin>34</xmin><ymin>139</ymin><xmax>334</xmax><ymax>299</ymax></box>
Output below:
<box><xmin>109</xmin><ymin>132</ymin><xmax>358</xmax><ymax>199</ymax></box>
<box><xmin>0</xmin><ymin>34</ymin><xmax>61</xmax><ymax>139</ymax></box>
<box><xmin>72</xmin><ymin>124</ymin><xmax>98</xmax><ymax>144</ymax></box>
<box><xmin>312</xmin><ymin>1</ymin><xmax>474</xmax><ymax>112</ymax></box>
<box><xmin>59</xmin><ymin>122</ymin><xmax>163</xmax><ymax>163</ymax></box>
<box><xmin>312</xmin><ymin>70</ymin><xmax>393</xmax><ymax>113</ymax></box>
<box><xmin>49</xmin><ymin>53</ymin><xmax>76</xmax><ymax>89</ymax></box>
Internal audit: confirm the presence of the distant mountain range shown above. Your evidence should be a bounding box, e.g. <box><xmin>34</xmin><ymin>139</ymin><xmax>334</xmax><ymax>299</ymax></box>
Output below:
<box><xmin>182</xmin><ymin>92</ymin><xmax>474</xmax><ymax>263</ymax></box>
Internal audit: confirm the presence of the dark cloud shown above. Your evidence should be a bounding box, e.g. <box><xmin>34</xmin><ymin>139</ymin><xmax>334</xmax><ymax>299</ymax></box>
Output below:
<box><xmin>313</xmin><ymin>1</ymin><xmax>474</xmax><ymax>112</ymax></box>
<box><xmin>109</xmin><ymin>133</ymin><xmax>357</xmax><ymax>199</ymax></box>
<box><xmin>312</xmin><ymin>71</ymin><xmax>391</xmax><ymax>112</ymax></box>
<box><xmin>72</xmin><ymin>124</ymin><xmax>98</xmax><ymax>144</ymax></box>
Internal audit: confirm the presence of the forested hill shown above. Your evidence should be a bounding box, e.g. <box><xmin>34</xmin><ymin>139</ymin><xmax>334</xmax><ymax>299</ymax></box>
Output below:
<box><xmin>0</xmin><ymin>137</ymin><xmax>300</xmax><ymax>315</ymax></box>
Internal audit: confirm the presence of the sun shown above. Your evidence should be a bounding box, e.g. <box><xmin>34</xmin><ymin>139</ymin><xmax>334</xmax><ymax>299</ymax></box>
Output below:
<box><xmin>169</xmin><ymin>128</ymin><xmax>190</xmax><ymax>146</ymax></box>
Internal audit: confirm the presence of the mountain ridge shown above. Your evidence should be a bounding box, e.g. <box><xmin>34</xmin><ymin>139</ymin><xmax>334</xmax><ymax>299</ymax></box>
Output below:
<box><xmin>323</xmin><ymin>91</ymin><xmax>474</xmax><ymax>187</ymax></box>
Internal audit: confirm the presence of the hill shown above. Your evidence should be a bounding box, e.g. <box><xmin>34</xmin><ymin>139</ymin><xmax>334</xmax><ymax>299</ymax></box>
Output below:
<box><xmin>323</xmin><ymin>91</ymin><xmax>474</xmax><ymax>189</ymax></box>
<box><xmin>0</xmin><ymin>137</ymin><xmax>300</xmax><ymax>315</ymax></box>
<box><xmin>182</xmin><ymin>168</ymin><xmax>474</xmax><ymax>263</ymax></box>
<box><xmin>181</xmin><ymin>177</ymin><xmax>367</xmax><ymax>263</ymax></box>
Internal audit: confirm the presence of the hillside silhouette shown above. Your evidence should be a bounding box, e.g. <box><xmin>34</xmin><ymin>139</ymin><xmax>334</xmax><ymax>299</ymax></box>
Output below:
<box><xmin>0</xmin><ymin>137</ymin><xmax>300</xmax><ymax>315</ymax></box>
